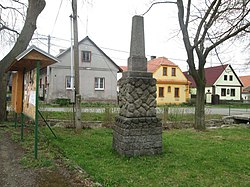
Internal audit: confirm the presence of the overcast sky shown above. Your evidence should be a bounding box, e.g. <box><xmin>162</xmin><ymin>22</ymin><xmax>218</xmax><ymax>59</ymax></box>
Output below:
<box><xmin>1</xmin><ymin>0</ymin><xmax>249</xmax><ymax>75</ymax></box>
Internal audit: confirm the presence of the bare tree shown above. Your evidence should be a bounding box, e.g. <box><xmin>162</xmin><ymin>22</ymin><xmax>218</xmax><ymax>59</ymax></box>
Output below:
<box><xmin>143</xmin><ymin>0</ymin><xmax>250</xmax><ymax>130</ymax></box>
<box><xmin>0</xmin><ymin>0</ymin><xmax>46</xmax><ymax>121</ymax></box>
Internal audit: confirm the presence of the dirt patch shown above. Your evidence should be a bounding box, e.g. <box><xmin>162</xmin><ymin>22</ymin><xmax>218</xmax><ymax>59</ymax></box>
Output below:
<box><xmin>0</xmin><ymin>127</ymin><xmax>96</xmax><ymax>187</ymax></box>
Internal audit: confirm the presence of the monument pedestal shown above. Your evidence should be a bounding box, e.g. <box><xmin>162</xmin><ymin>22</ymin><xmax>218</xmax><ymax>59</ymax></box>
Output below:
<box><xmin>113</xmin><ymin>74</ymin><xmax>162</xmax><ymax>156</ymax></box>
<box><xmin>113</xmin><ymin>116</ymin><xmax>162</xmax><ymax>156</ymax></box>
<box><xmin>112</xmin><ymin>15</ymin><xmax>162</xmax><ymax>157</ymax></box>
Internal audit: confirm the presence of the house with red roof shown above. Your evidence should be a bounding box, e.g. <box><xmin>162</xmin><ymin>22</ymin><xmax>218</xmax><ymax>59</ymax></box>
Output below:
<box><xmin>184</xmin><ymin>64</ymin><xmax>243</xmax><ymax>103</ymax></box>
<box><xmin>239</xmin><ymin>75</ymin><xmax>250</xmax><ymax>102</ymax></box>
<box><xmin>120</xmin><ymin>57</ymin><xmax>190</xmax><ymax>105</ymax></box>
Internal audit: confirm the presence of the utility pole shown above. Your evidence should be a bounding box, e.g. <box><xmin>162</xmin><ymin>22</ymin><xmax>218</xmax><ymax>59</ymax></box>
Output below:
<box><xmin>46</xmin><ymin>35</ymin><xmax>51</xmax><ymax>102</ymax></box>
<box><xmin>47</xmin><ymin>35</ymin><xmax>51</xmax><ymax>54</ymax></box>
<box><xmin>72</xmin><ymin>0</ymin><xmax>82</xmax><ymax>130</ymax></box>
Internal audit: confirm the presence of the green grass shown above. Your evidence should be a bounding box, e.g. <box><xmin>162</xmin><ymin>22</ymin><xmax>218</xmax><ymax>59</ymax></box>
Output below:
<box><xmin>40</xmin><ymin>110</ymin><xmax>222</xmax><ymax>123</ymax></box>
<box><xmin>206</xmin><ymin>103</ymin><xmax>250</xmax><ymax>109</ymax></box>
<box><xmin>40</xmin><ymin>111</ymin><xmax>116</xmax><ymax>122</ymax></box>
<box><xmin>38</xmin><ymin>126</ymin><xmax>250</xmax><ymax>186</ymax></box>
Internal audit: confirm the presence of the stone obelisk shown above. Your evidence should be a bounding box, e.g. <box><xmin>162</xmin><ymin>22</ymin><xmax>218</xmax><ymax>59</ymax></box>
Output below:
<box><xmin>112</xmin><ymin>15</ymin><xmax>162</xmax><ymax>156</ymax></box>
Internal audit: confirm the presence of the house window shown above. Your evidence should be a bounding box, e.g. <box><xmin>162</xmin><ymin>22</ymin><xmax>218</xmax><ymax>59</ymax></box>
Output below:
<box><xmin>81</xmin><ymin>51</ymin><xmax>91</xmax><ymax>62</ymax></box>
<box><xmin>95</xmin><ymin>77</ymin><xmax>105</xmax><ymax>90</ymax></box>
<box><xmin>66</xmin><ymin>76</ymin><xmax>74</xmax><ymax>89</ymax></box>
<box><xmin>163</xmin><ymin>67</ymin><xmax>167</xmax><ymax>76</ymax></box>
<box><xmin>229</xmin><ymin>75</ymin><xmax>233</xmax><ymax>81</ymax></box>
<box><xmin>168</xmin><ymin>86</ymin><xmax>171</xmax><ymax>93</ymax></box>
<box><xmin>224</xmin><ymin>75</ymin><xmax>227</xmax><ymax>80</ymax></box>
<box><xmin>230</xmin><ymin>89</ymin><xmax>235</xmax><ymax>96</ymax></box>
<box><xmin>172</xmin><ymin>68</ymin><xmax>176</xmax><ymax>76</ymax></box>
<box><xmin>221</xmin><ymin>88</ymin><xmax>226</xmax><ymax>96</ymax></box>
<box><xmin>159</xmin><ymin>87</ymin><xmax>164</xmax><ymax>97</ymax></box>
<box><xmin>174</xmin><ymin>87</ymin><xmax>180</xmax><ymax>98</ymax></box>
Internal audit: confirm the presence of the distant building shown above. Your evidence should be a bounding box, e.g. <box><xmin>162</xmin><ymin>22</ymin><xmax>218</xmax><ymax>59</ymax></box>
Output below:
<box><xmin>239</xmin><ymin>75</ymin><xmax>250</xmax><ymax>102</ymax></box>
<box><xmin>120</xmin><ymin>57</ymin><xmax>190</xmax><ymax>105</ymax></box>
<box><xmin>184</xmin><ymin>64</ymin><xmax>243</xmax><ymax>103</ymax></box>
<box><xmin>40</xmin><ymin>36</ymin><xmax>122</xmax><ymax>103</ymax></box>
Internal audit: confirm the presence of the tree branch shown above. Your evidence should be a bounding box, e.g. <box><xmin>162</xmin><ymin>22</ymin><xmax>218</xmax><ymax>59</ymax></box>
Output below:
<box><xmin>197</xmin><ymin>0</ymin><xmax>221</xmax><ymax>45</ymax></box>
<box><xmin>177</xmin><ymin>0</ymin><xmax>198</xmax><ymax>81</ymax></box>
<box><xmin>0</xmin><ymin>23</ymin><xmax>20</xmax><ymax>35</ymax></box>
<box><xmin>0</xmin><ymin>3</ymin><xmax>25</xmax><ymax>17</ymax></box>
<box><xmin>0</xmin><ymin>0</ymin><xmax>46</xmax><ymax>71</ymax></box>
<box><xmin>204</xmin><ymin>22</ymin><xmax>250</xmax><ymax>57</ymax></box>
<box><xmin>141</xmin><ymin>1</ymin><xmax>176</xmax><ymax>16</ymax></box>
<box><xmin>12</xmin><ymin>0</ymin><xmax>27</xmax><ymax>8</ymax></box>
<box><xmin>193</xmin><ymin>0</ymin><xmax>219</xmax><ymax>47</ymax></box>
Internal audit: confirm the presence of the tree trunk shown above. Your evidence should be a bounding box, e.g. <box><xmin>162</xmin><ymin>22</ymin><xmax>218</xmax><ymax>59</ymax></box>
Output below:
<box><xmin>194</xmin><ymin>83</ymin><xmax>206</xmax><ymax>131</ymax></box>
<box><xmin>0</xmin><ymin>72</ymin><xmax>7</xmax><ymax>121</ymax></box>
<box><xmin>0</xmin><ymin>0</ymin><xmax>45</xmax><ymax>121</ymax></box>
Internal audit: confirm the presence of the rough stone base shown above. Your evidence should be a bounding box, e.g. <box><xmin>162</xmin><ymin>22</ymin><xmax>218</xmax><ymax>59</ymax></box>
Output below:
<box><xmin>113</xmin><ymin>116</ymin><xmax>163</xmax><ymax>157</ymax></box>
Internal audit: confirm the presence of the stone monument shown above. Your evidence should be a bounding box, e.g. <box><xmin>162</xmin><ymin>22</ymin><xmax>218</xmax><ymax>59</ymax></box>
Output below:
<box><xmin>113</xmin><ymin>15</ymin><xmax>163</xmax><ymax>156</ymax></box>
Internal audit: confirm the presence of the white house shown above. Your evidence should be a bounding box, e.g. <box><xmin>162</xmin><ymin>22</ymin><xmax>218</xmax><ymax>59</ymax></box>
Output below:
<box><xmin>184</xmin><ymin>64</ymin><xmax>243</xmax><ymax>103</ymax></box>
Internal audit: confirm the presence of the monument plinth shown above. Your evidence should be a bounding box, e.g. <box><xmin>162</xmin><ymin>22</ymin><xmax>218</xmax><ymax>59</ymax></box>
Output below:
<box><xmin>113</xmin><ymin>15</ymin><xmax>162</xmax><ymax>156</ymax></box>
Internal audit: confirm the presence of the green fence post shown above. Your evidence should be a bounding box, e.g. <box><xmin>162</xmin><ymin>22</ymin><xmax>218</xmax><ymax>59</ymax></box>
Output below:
<box><xmin>21</xmin><ymin>113</ymin><xmax>24</xmax><ymax>141</ymax></box>
<box><xmin>14</xmin><ymin>112</ymin><xmax>17</xmax><ymax>128</ymax></box>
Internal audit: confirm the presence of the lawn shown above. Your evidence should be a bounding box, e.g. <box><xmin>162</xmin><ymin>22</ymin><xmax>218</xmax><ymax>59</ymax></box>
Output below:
<box><xmin>38</xmin><ymin>110</ymin><xmax>222</xmax><ymax>123</ymax></box>
<box><xmin>35</xmin><ymin>126</ymin><xmax>250</xmax><ymax>187</ymax></box>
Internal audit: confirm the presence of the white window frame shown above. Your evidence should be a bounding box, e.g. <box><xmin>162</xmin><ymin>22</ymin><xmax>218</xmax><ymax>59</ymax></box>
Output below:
<box><xmin>82</xmin><ymin>50</ymin><xmax>91</xmax><ymax>62</ymax></box>
<box><xmin>95</xmin><ymin>77</ymin><xmax>105</xmax><ymax>91</ymax></box>
<box><xmin>66</xmin><ymin>76</ymin><xmax>74</xmax><ymax>90</ymax></box>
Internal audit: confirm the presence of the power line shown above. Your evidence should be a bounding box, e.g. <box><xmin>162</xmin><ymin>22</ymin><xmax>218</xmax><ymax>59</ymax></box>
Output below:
<box><xmin>32</xmin><ymin>33</ymin><xmax>250</xmax><ymax>70</ymax></box>
<box><xmin>50</xmin><ymin>0</ymin><xmax>64</xmax><ymax>35</ymax></box>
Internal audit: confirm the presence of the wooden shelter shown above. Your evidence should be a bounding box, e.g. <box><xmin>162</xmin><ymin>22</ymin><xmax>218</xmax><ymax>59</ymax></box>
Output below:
<box><xmin>8</xmin><ymin>45</ymin><xmax>59</xmax><ymax>115</ymax></box>
<box><xmin>7</xmin><ymin>45</ymin><xmax>59</xmax><ymax>159</ymax></box>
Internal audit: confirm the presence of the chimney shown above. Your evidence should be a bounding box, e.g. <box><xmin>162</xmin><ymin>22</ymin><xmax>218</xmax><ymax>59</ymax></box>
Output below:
<box><xmin>150</xmin><ymin>56</ymin><xmax>156</xmax><ymax>60</ymax></box>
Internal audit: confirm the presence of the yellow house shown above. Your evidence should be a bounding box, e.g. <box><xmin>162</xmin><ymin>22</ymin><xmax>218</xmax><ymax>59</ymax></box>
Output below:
<box><xmin>148</xmin><ymin>57</ymin><xmax>190</xmax><ymax>105</ymax></box>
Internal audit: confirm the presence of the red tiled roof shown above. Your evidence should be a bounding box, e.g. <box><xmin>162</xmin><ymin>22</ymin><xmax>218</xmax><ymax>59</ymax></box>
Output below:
<box><xmin>183</xmin><ymin>64</ymin><xmax>228</xmax><ymax>87</ymax></box>
<box><xmin>240</xmin><ymin>75</ymin><xmax>250</xmax><ymax>91</ymax></box>
<box><xmin>119</xmin><ymin>57</ymin><xmax>177</xmax><ymax>73</ymax></box>
<box><xmin>147</xmin><ymin>57</ymin><xmax>177</xmax><ymax>72</ymax></box>
<box><xmin>240</xmin><ymin>75</ymin><xmax>250</xmax><ymax>87</ymax></box>
<box><xmin>120</xmin><ymin>66</ymin><xmax>128</xmax><ymax>71</ymax></box>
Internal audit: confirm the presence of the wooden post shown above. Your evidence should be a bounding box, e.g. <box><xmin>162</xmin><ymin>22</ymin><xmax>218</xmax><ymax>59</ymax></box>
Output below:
<box><xmin>72</xmin><ymin>0</ymin><xmax>81</xmax><ymax>130</ymax></box>
<box><xmin>34</xmin><ymin>61</ymin><xmax>40</xmax><ymax>159</ymax></box>
<box><xmin>163</xmin><ymin>106</ymin><xmax>169</xmax><ymax>124</ymax></box>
